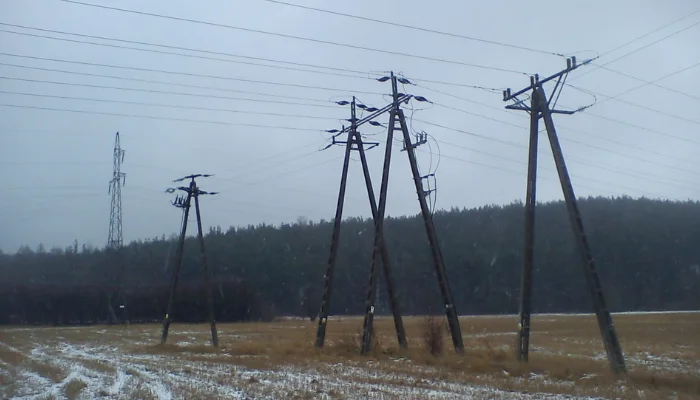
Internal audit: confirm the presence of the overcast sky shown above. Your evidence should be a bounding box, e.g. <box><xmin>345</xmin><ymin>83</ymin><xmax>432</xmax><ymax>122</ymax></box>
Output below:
<box><xmin>1</xmin><ymin>0</ymin><xmax>698</xmax><ymax>253</ymax></box>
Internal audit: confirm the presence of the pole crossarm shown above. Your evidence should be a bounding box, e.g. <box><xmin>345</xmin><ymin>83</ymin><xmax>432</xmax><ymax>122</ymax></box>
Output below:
<box><xmin>160</xmin><ymin>173</ymin><xmax>219</xmax><ymax>347</ymax></box>
<box><xmin>325</xmin><ymin>94</ymin><xmax>413</xmax><ymax>140</ymax></box>
<box><xmin>316</xmin><ymin>71</ymin><xmax>463</xmax><ymax>355</ymax></box>
<box><xmin>502</xmin><ymin>58</ymin><xmax>627</xmax><ymax>374</ymax></box>
<box><xmin>503</xmin><ymin>56</ymin><xmax>593</xmax><ymax>102</ymax></box>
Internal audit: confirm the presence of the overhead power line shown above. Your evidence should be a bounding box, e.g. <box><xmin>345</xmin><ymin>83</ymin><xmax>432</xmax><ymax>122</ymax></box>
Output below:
<box><xmin>0</xmin><ymin>90</ymin><xmax>341</xmax><ymax>120</ymax></box>
<box><xmin>0</xmin><ymin>40</ymin><xmax>383</xmax><ymax>95</ymax></box>
<box><xmin>0</xmin><ymin>25</ymin><xmax>369</xmax><ymax>80</ymax></box>
<box><xmin>0</xmin><ymin>54</ymin><xmax>367</xmax><ymax>98</ymax></box>
<box><xmin>580</xmin><ymin>110</ymin><xmax>700</xmax><ymax>146</ymax></box>
<box><xmin>259</xmin><ymin>0</ymin><xmax>564</xmax><ymax>58</ymax></box>
<box><xmin>597</xmin><ymin>7</ymin><xmax>700</xmax><ymax>58</ymax></box>
<box><xmin>383</xmin><ymin>137</ymin><xmax>669</xmax><ymax>198</ymax></box>
<box><xmin>566</xmin><ymin>84</ymin><xmax>700</xmax><ymax>126</ymax></box>
<box><xmin>590</xmin><ymin>62</ymin><xmax>700</xmax><ymax>102</ymax></box>
<box><xmin>0</xmin><ymin>25</ymin><xmax>498</xmax><ymax>92</ymax></box>
<box><xmin>0</xmin><ymin>103</ymin><xmax>324</xmax><ymax>130</ymax></box>
<box><xmin>419</xmin><ymin>120</ymin><xmax>699</xmax><ymax>189</ymax></box>
<box><xmin>55</xmin><ymin>0</ymin><xmax>530</xmax><ymax>75</ymax></box>
<box><xmin>0</xmin><ymin>63</ymin><xmax>341</xmax><ymax>104</ymax></box>
<box><xmin>574</xmin><ymin>18</ymin><xmax>700</xmax><ymax>81</ymax></box>
<box><xmin>419</xmin><ymin>83</ymin><xmax>699</xmax><ymax>167</ymax></box>
<box><xmin>435</xmin><ymin>137</ymin><xmax>697</xmax><ymax>192</ymax></box>
<box><xmin>412</xmin><ymin>113</ymin><xmax>700</xmax><ymax>178</ymax></box>
<box><xmin>414</xmin><ymin>118</ymin><xmax>523</xmax><ymax>149</ymax></box>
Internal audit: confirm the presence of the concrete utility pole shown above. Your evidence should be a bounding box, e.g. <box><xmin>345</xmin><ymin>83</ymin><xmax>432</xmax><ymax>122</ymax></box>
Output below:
<box><xmin>503</xmin><ymin>57</ymin><xmax>626</xmax><ymax>374</ymax></box>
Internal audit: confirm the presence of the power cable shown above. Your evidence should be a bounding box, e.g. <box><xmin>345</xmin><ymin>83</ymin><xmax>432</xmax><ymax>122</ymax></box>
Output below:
<box><xmin>0</xmin><ymin>89</ymin><xmax>341</xmax><ymax>121</ymax></box>
<box><xmin>217</xmin><ymin>155</ymin><xmax>343</xmax><ymax>192</ymax></box>
<box><xmin>565</xmin><ymin>83</ymin><xmax>700</xmax><ymax>126</ymax></box>
<box><xmin>414</xmin><ymin>118</ymin><xmax>524</xmax><ymax>149</ymax></box>
<box><xmin>586</xmin><ymin>62</ymin><xmax>700</xmax><ymax>103</ymax></box>
<box><xmin>575</xmin><ymin>17</ymin><xmax>700</xmax><ymax>80</ymax></box>
<box><xmin>419</xmin><ymin>83</ymin><xmax>699</xmax><ymax>166</ymax></box>
<box><xmin>0</xmin><ymin>103</ymin><xmax>324</xmax><ymax>131</ymax></box>
<box><xmin>0</xmin><ymin>26</ymin><xmax>369</xmax><ymax>81</ymax></box>
<box><xmin>216</xmin><ymin>148</ymin><xmax>327</xmax><ymax>184</ymax></box>
<box><xmin>258</xmin><ymin>0</ymin><xmax>565</xmax><ymax>57</ymax></box>
<box><xmin>428</xmin><ymin>128</ymin><xmax>699</xmax><ymax>192</ymax></box>
<box><xmin>56</xmin><ymin>0</ymin><xmax>531</xmax><ymax>75</ymax></box>
<box><xmin>0</xmin><ymin>63</ymin><xmax>338</xmax><ymax>105</ymax></box>
<box><xmin>0</xmin><ymin>27</ymin><xmax>504</xmax><ymax>93</ymax></box>
<box><xmin>411</xmin><ymin>148</ymin><xmax>633</xmax><ymax>198</ymax></box>
<box><xmin>216</xmin><ymin>142</ymin><xmax>322</xmax><ymax>176</ymax></box>
<box><xmin>0</xmin><ymin>38</ymin><xmax>384</xmax><ymax>95</ymax></box>
<box><xmin>578</xmin><ymin>110</ymin><xmax>700</xmax><ymax>145</ymax></box>
<box><xmin>597</xmin><ymin>8</ymin><xmax>700</xmax><ymax>58</ymax></box>
<box><xmin>414</xmin><ymin>116</ymin><xmax>700</xmax><ymax>179</ymax></box>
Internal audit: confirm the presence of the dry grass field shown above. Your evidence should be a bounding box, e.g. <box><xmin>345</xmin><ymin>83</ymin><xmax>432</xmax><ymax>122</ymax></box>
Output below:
<box><xmin>0</xmin><ymin>312</ymin><xmax>698</xmax><ymax>399</ymax></box>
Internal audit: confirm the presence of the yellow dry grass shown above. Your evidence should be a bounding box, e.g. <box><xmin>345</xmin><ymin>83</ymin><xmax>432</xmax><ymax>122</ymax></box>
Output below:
<box><xmin>1</xmin><ymin>312</ymin><xmax>698</xmax><ymax>399</ymax></box>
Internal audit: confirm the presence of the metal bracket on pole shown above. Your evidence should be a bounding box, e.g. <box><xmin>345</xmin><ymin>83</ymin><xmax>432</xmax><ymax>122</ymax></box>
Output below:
<box><xmin>161</xmin><ymin>174</ymin><xmax>219</xmax><ymax>347</ymax></box>
<box><xmin>503</xmin><ymin>57</ymin><xmax>626</xmax><ymax>374</ymax></box>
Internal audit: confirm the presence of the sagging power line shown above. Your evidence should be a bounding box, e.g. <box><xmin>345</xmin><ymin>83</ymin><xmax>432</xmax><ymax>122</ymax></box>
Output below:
<box><xmin>55</xmin><ymin>0</ymin><xmax>531</xmax><ymax>75</ymax></box>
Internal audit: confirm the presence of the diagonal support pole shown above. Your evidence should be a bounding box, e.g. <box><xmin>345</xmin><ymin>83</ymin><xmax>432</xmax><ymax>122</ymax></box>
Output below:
<box><xmin>355</xmin><ymin>129</ymin><xmax>408</xmax><ymax>351</ymax></box>
<box><xmin>161</xmin><ymin>185</ymin><xmax>193</xmax><ymax>345</ymax></box>
<box><xmin>315</xmin><ymin>128</ymin><xmax>354</xmax><ymax>348</ymax></box>
<box><xmin>517</xmin><ymin>94</ymin><xmax>539</xmax><ymax>361</ymax></box>
<box><xmin>397</xmin><ymin>108</ymin><xmax>465</xmax><ymax>354</ymax></box>
<box><xmin>360</xmin><ymin>91</ymin><xmax>404</xmax><ymax>353</ymax></box>
<box><xmin>194</xmin><ymin>193</ymin><xmax>219</xmax><ymax>347</ymax></box>
<box><xmin>535</xmin><ymin>87</ymin><xmax>626</xmax><ymax>373</ymax></box>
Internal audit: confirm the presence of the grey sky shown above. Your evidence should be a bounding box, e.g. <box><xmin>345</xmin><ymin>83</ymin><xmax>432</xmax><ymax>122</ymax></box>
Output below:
<box><xmin>1</xmin><ymin>0</ymin><xmax>698</xmax><ymax>252</ymax></box>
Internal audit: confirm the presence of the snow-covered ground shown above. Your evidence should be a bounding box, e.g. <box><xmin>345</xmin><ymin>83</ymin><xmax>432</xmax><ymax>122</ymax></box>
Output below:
<box><xmin>0</xmin><ymin>339</ymin><xmax>588</xmax><ymax>400</ymax></box>
<box><xmin>0</xmin><ymin>312</ymin><xmax>697</xmax><ymax>399</ymax></box>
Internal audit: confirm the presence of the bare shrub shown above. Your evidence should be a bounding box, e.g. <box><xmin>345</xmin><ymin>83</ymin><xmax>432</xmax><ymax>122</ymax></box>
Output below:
<box><xmin>64</xmin><ymin>379</ymin><xmax>87</xmax><ymax>400</ymax></box>
<box><xmin>423</xmin><ymin>315</ymin><xmax>446</xmax><ymax>356</ymax></box>
<box><xmin>336</xmin><ymin>332</ymin><xmax>361</xmax><ymax>354</ymax></box>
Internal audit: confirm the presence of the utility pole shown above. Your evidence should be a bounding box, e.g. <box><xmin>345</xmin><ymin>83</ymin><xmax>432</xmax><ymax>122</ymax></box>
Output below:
<box><xmin>107</xmin><ymin>132</ymin><xmax>127</xmax><ymax>324</ymax></box>
<box><xmin>395</xmin><ymin>102</ymin><xmax>464</xmax><ymax>355</ymax></box>
<box><xmin>315</xmin><ymin>94</ymin><xmax>407</xmax><ymax>351</ymax></box>
<box><xmin>160</xmin><ymin>174</ymin><xmax>219</xmax><ymax>347</ymax></box>
<box><xmin>316</xmin><ymin>72</ymin><xmax>464</xmax><ymax>354</ymax></box>
<box><xmin>360</xmin><ymin>84</ymin><xmax>399</xmax><ymax>354</ymax></box>
<box><xmin>503</xmin><ymin>57</ymin><xmax>626</xmax><ymax>374</ymax></box>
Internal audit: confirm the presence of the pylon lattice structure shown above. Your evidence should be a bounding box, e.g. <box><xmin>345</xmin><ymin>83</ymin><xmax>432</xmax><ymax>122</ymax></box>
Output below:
<box><xmin>315</xmin><ymin>72</ymin><xmax>465</xmax><ymax>355</ymax></box>
<box><xmin>107</xmin><ymin>132</ymin><xmax>126</xmax><ymax>249</ymax></box>
<box><xmin>503</xmin><ymin>57</ymin><xmax>627</xmax><ymax>374</ymax></box>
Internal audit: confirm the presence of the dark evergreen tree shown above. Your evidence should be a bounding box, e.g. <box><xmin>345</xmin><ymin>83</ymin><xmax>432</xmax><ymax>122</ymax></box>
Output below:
<box><xmin>1</xmin><ymin>197</ymin><xmax>698</xmax><ymax>325</ymax></box>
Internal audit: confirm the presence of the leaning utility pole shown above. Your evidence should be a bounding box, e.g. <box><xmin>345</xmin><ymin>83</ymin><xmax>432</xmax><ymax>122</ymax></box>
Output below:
<box><xmin>160</xmin><ymin>174</ymin><xmax>219</xmax><ymax>347</ymax></box>
<box><xmin>316</xmin><ymin>73</ymin><xmax>464</xmax><ymax>354</ymax></box>
<box><xmin>107</xmin><ymin>132</ymin><xmax>127</xmax><ymax>324</ymax></box>
<box><xmin>315</xmin><ymin>94</ymin><xmax>408</xmax><ymax>351</ymax></box>
<box><xmin>503</xmin><ymin>57</ymin><xmax>626</xmax><ymax>374</ymax></box>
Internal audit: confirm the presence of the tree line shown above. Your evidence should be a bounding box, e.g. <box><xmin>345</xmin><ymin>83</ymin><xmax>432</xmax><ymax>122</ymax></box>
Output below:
<box><xmin>1</xmin><ymin>196</ymin><xmax>698</xmax><ymax>325</ymax></box>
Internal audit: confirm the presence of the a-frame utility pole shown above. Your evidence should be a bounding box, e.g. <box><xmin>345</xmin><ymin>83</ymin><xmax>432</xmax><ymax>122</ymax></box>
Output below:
<box><xmin>160</xmin><ymin>174</ymin><xmax>219</xmax><ymax>347</ymax></box>
<box><xmin>315</xmin><ymin>94</ymin><xmax>408</xmax><ymax>351</ymax></box>
<box><xmin>503</xmin><ymin>57</ymin><xmax>626</xmax><ymax>374</ymax></box>
<box><xmin>316</xmin><ymin>73</ymin><xmax>464</xmax><ymax>355</ymax></box>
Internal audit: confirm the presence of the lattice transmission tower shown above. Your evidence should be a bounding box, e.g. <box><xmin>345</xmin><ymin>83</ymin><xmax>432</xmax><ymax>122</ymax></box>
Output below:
<box><xmin>108</xmin><ymin>132</ymin><xmax>126</xmax><ymax>249</ymax></box>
